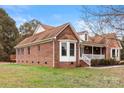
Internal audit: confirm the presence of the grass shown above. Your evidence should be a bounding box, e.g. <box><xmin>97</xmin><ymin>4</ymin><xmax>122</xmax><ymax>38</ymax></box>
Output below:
<box><xmin>0</xmin><ymin>63</ymin><xmax>124</xmax><ymax>88</ymax></box>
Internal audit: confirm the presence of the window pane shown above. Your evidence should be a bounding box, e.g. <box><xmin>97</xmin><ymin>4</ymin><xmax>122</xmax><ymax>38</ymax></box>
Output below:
<box><xmin>85</xmin><ymin>34</ymin><xmax>88</xmax><ymax>41</ymax></box>
<box><xmin>28</xmin><ymin>47</ymin><xmax>30</xmax><ymax>54</ymax></box>
<box><xmin>38</xmin><ymin>45</ymin><xmax>40</xmax><ymax>51</ymax></box>
<box><xmin>112</xmin><ymin>49</ymin><xmax>115</xmax><ymax>57</ymax></box>
<box><xmin>70</xmin><ymin>43</ymin><xmax>74</xmax><ymax>56</ymax></box>
<box><xmin>117</xmin><ymin>49</ymin><xmax>118</xmax><ymax>57</ymax></box>
<box><xmin>61</xmin><ymin>43</ymin><xmax>67</xmax><ymax>56</ymax></box>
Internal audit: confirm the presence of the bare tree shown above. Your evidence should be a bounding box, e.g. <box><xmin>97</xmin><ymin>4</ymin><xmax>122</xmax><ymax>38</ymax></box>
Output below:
<box><xmin>81</xmin><ymin>5</ymin><xmax>124</xmax><ymax>37</ymax></box>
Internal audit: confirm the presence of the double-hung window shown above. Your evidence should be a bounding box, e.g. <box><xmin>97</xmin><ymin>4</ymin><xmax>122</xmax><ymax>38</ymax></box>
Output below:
<box><xmin>61</xmin><ymin>43</ymin><xmax>67</xmax><ymax>56</ymax></box>
<box><xmin>112</xmin><ymin>49</ymin><xmax>115</xmax><ymax>58</ymax></box>
<box><xmin>70</xmin><ymin>43</ymin><xmax>75</xmax><ymax>56</ymax></box>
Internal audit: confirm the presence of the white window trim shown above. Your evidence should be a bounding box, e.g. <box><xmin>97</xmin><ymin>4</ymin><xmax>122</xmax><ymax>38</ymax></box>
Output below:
<box><xmin>58</xmin><ymin>39</ymin><xmax>77</xmax><ymax>42</ymax></box>
<box><xmin>59</xmin><ymin>40</ymin><xmax>76</xmax><ymax>62</ymax></box>
<box><xmin>111</xmin><ymin>48</ymin><xmax>120</xmax><ymax>61</ymax></box>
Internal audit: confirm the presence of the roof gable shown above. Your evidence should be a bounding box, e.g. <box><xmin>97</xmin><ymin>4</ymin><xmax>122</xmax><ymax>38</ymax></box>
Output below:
<box><xmin>34</xmin><ymin>24</ymin><xmax>45</xmax><ymax>34</ymax></box>
<box><xmin>55</xmin><ymin>23</ymin><xmax>80</xmax><ymax>41</ymax></box>
<box><xmin>56</xmin><ymin>25</ymin><xmax>78</xmax><ymax>40</ymax></box>
<box><xmin>34</xmin><ymin>23</ymin><xmax>55</xmax><ymax>34</ymax></box>
<box><xmin>77</xmin><ymin>31</ymin><xmax>88</xmax><ymax>35</ymax></box>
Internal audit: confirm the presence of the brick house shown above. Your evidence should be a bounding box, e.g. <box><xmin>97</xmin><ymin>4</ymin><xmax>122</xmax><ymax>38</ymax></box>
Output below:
<box><xmin>15</xmin><ymin>23</ymin><xmax>122</xmax><ymax>67</ymax></box>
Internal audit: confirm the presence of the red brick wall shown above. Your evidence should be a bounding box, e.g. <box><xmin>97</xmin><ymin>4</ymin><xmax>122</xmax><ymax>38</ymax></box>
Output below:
<box><xmin>105</xmin><ymin>47</ymin><xmax>111</xmax><ymax>60</ymax></box>
<box><xmin>55</xmin><ymin>62</ymin><xmax>77</xmax><ymax>68</ymax></box>
<box><xmin>16</xmin><ymin>41</ymin><xmax>54</xmax><ymax>67</ymax></box>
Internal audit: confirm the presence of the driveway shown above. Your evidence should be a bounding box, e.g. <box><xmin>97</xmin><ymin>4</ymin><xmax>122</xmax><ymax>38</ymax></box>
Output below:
<box><xmin>87</xmin><ymin>65</ymin><xmax>124</xmax><ymax>69</ymax></box>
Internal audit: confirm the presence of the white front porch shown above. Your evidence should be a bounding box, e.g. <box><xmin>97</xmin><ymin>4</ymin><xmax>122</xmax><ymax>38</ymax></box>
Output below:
<box><xmin>80</xmin><ymin>45</ymin><xmax>106</xmax><ymax>59</ymax></box>
<box><xmin>80</xmin><ymin>45</ymin><xmax>106</xmax><ymax>66</ymax></box>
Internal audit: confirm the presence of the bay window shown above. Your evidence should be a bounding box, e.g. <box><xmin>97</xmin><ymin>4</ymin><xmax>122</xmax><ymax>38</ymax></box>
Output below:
<box><xmin>60</xmin><ymin>40</ymin><xmax>76</xmax><ymax>62</ymax></box>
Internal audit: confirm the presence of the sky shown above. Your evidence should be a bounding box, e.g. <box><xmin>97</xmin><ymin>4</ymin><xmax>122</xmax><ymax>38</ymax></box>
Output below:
<box><xmin>0</xmin><ymin>5</ymin><xmax>85</xmax><ymax>31</ymax></box>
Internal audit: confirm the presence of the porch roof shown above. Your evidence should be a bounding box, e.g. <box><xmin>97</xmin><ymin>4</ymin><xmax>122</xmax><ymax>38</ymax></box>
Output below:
<box><xmin>80</xmin><ymin>41</ymin><xmax>105</xmax><ymax>47</ymax></box>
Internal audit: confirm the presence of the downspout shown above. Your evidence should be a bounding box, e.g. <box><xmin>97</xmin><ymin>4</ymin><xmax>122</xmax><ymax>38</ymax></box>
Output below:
<box><xmin>78</xmin><ymin>42</ymin><xmax>80</xmax><ymax>67</ymax></box>
<box><xmin>53</xmin><ymin>37</ymin><xmax>56</xmax><ymax>68</ymax></box>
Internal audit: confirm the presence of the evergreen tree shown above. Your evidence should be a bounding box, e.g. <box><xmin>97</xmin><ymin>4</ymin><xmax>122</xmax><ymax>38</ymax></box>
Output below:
<box><xmin>0</xmin><ymin>8</ymin><xmax>19</xmax><ymax>61</ymax></box>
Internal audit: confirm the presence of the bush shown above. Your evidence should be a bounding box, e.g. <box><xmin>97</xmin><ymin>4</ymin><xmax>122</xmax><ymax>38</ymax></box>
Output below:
<box><xmin>109</xmin><ymin>59</ymin><xmax>115</xmax><ymax>65</ymax></box>
<box><xmin>104</xmin><ymin>59</ymin><xmax>110</xmax><ymax>65</ymax></box>
<box><xmin>91</xmin><ymin>59</ymin><xmax>99</xmax><ymax>66</ymax></box>
<box><xmin>0</xmin><ymin>54</ymin><xmax>9</xmax><ymax>61</ymax></box>
<box><xmin>91</xmin><ymin>59</ymin><xmax>118</xmax><ymax>66</ymax></box>
<box><xmin>119</xmin><ymin>61</ymin><xmax>124</xmax><ymax>65</ymax></box>
<box><xmin>99</xmin><ymin>59</ymin><xmax>104</xmax><ymax>65</ymax></box>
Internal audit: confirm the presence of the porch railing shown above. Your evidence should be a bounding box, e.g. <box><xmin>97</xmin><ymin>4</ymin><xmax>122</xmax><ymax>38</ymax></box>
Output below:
<box><xmin>80</xmin><ymin>54</ymin><xmax>105</xmax><ymax>66</ymax></box>
<box><xmin>80</xmin><ymin>54</ymin><xmax>91</xmax><ymax>66</ymax></box>
<box><xmin>82</xmin><ymin>54</ymin><xmax>105</xmax><ymax>59</ymax></box>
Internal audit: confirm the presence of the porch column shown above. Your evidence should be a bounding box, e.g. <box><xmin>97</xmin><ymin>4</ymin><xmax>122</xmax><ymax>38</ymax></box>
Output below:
<box><xmin>80</xmin><ymin>45</ymin><xmax>84</xmax><ymax>57</ymax></box>
<box><xmin>82</xmin><ymin>46</ymin><xmax>84</xmax><ymax>54</ymax></box>
<box><xmin>100</xmin><ymin>47</ymin><xmax>102</xmax><ymax>59</ymax></box>
<box><xmin>92</xmin><ymin>46</ymin><xmax>93</xmax><ymax>59</ymax></box>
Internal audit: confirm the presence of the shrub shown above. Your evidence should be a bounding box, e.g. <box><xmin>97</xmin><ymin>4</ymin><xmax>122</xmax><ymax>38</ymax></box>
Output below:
<box><xmin>119</xmin><ymin>61</ymin><xmax>124</xmax><ymax>65</ymax></box>
<box><xmin>91</xmin><ymin>59</ymin><xmax>98</xmax><ymax>66</ymax></box>
<box><xmin>91</xmin><ymin>59</ymin><xmax>118</xmax><ymax>66</ymax></box>
<box><xmin>0</xmin><ymin>54</ymin><xmax>9</xmax><ymax>61</ymax></box>
<box><xmin>104</xmin><ymin>59</ymin><xmax>110</xmax><ymax>65</ymax></box>
<box><xmin>109</xmin><ymin>59</ymin><xmax>115</xmax><ymax>65</ymax></box>
<box><xmin>98</xmin><ymin>59</ymin><xmax>104</xmax><ymax>65</ymax></box>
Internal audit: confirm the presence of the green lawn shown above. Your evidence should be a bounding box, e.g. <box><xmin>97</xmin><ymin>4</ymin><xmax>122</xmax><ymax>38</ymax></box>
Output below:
<box><xmin>0</xmin><ymin>64</ymin><xmax>124</xmax><ymax>88</ymax></box>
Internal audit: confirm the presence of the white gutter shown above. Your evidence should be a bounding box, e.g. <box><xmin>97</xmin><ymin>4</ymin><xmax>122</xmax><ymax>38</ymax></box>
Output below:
<box><xmin>53</xmin><ymin>39</ymin><xmax>55</xmax><ymax>67</ymax></box>
<box><xmin>15</xmin><ymin>38</ymin><xmax>53</xmax><ymax>48</ymax></box>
